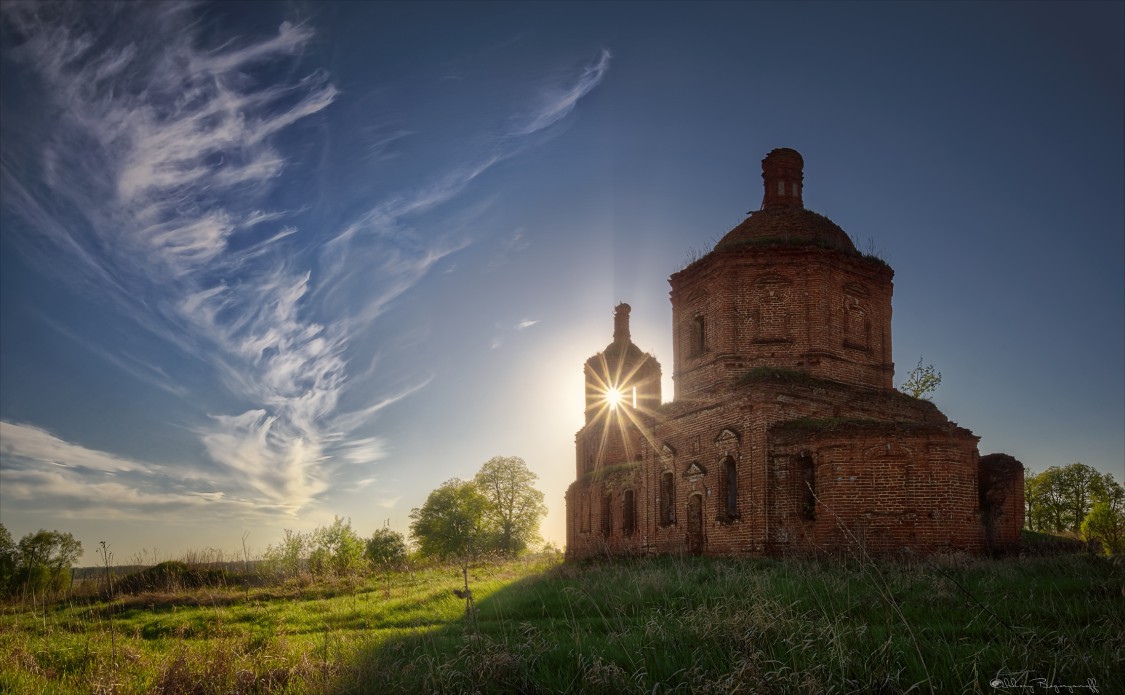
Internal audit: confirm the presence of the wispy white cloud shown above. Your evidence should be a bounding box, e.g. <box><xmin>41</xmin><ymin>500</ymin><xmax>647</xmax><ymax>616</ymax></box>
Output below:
<box><xmin>1</xmin><ymin>421</ymin><xmax>154</xmax><ymax>474</ymax></box>
<box><xmin>337</xmin><ymin>437</ymin><xmax>389</xmax><ymax>465</ymax></box>
<box><xmin>356</xmin><ymin>127</ymin><xmax>415</xmax><ymax>163</ymax></box>
<box><xmin>321</xmin><ymin>48</ymin><xmax>613</xmax><ymax>328</ymax></box>
<box><xmin>514</xmin><ymin>48</ymin><xmax>612</xmax><ymax>136</ymax></box>
<box><xmin>1</xmin><ymin>3</ymin><xmax>613</xmax><ymax>527</ymax></box>
<box><xmin>0</xmin><ymin>421</ymin><xmax>258</xmax><ymax>521</ymax></box>
<box><xmin>1</xmin><ymin>2</ymin><xmax>345</xmax><ymax>516</ymax></box>
<box><xmin>491</xmin><ymin>317</ymin><xmax>541</xmax><ymax>350</ymax></box>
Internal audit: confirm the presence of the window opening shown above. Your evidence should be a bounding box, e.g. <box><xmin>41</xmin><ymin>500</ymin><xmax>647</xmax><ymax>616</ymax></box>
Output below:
<box><xmin>601</xmin><ymin>492</ymin><xmax>613</xmax><ymax>537</ymax></box>
<box><xmin>660</xmin><ymin>471</ymin><xmax>675</xmax><ymax>525</ymax></box>
<box><xmin>623</xmin><ymin>490</ymin><xmax>636</xmax><ymax>536</ymax></box>
<box><xmin>693</xmin><ymin>315</ymin><xmax>706</xmax><ymax>355</ymax></box>
<box><xmin>722</xmin><ymin>456</ymin><xmax>738</xmax><ymax>519</ymax></box>
<box><xmin>799</xmin><ymin>454</ymin><xmax>816</xmax><ymax>520</ymax></box>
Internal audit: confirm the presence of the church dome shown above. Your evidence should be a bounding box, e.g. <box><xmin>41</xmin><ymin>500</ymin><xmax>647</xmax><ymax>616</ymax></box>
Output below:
<box><xmin>714</xmin><ymin>148</ymin><xmax>856</xmax><ymax>254</ymax></box>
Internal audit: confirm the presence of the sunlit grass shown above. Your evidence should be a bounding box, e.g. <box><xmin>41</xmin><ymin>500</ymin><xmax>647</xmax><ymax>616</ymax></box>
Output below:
<box><xmin>1</xmin><ymin>552</ymin><xmax>1122</xmax><ymax>694</ymax></box>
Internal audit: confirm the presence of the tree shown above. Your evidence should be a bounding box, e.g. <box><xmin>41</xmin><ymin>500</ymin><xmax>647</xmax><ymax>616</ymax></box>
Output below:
<box><xmin>409</xmin><ymin>478</ymin><xmax>491</xmax><ymax>561</ymax></box>
<box><xmin>1055</xmin><ymin>463</ymin><xmax>1106</xmax><ymax>533</ymax></box>
<box><xmin>12</xmin><ymin>529</ymin><xmax>82</xmax><ymax>595</ymax></box>
<box><xmin>901</xmin><ymin>357</ymin><xmax>942</xmax><ymax>400</ymax></box>
<box><xmin>308</xmin><ymin>517</ymin><xmax>366</xmax><ymax>577</ymax></box>
<box><xmin>263</xmin><ymin>529</ymin><xmax>308</xmax><ymax>580</ymax></box>
<box><xmin>1031</xmin><ymin>466</ymin><xmax>1071</xmax><ymax>533</ymax></box>
<box><xmin>1081</xmin><ymin>501</ymin><xmax>1125</xmax><ymax>556</ymax></box>
<box><xmin>0</xmin><ymin>524</ymin><xmax>16</xmax><ymax>595</ymax></box>
<box><xmin>365</xmin><ymin>527</ymin><xmax>407</xmax><ymax>567</ymax></box>
<box><xmin>1024</xmin><ymin>472</ymin><xmax>1040</xmax><ymax>532</ymax></box>
<box><xmin>1025</xmin><ymin>464</ymin><xmax>1122</xmax><ymax>536</ymax></box>
<box><xmin>474</xmin><ymin>456</ymin><xmax>547</xmax><ymax>556</ymax></box>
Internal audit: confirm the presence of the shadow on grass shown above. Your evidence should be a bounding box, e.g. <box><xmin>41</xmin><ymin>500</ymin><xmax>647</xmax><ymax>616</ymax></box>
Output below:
<box><xmin>327</xmin><ymin>557</ymin><xmax>736</xmax><ymax>693</ymax></box>
<box><xmin>327</xmin><ymin>553</ymin><xmax>1125</xmax><ymax>695</ymax></box>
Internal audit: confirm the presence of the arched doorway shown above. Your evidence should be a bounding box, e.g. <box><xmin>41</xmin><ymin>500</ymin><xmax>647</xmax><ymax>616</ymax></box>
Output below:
<box><xmin>687</xmin><ymin>493</ymin><xmax>704</xmax><ymax>555</ymax></box>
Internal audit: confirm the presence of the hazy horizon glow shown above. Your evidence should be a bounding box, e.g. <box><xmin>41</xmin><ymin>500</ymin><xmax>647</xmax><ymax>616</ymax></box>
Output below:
<box><xmin>1</xmin><ymin>1</ymin><xmax>1121</xmax><ymax>564</ymax></box>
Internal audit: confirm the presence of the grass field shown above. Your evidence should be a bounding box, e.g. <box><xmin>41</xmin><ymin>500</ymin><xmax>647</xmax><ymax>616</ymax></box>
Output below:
<box><xmin>1</xmin><ymin>547</ymin><xmax>1122</xmax><ymax>694</ymax></box>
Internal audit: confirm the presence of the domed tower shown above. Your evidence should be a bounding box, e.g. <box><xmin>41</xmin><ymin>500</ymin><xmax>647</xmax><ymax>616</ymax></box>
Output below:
<box><xmin>669</xmin><ymin>148</ymin><xmax>895</xmax><ymax>398</ymax></box>
<box><xmin>576</xmin><ymin>303</ymin><xmax>662</xmax><ymax>475</ymax></box>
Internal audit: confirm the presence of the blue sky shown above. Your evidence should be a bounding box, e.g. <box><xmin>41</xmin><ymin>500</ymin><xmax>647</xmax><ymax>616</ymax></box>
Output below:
<box><xmin>1</xmin><ymin>1</ymin><xmax>1122</xmax><ymax>564</ymax></box>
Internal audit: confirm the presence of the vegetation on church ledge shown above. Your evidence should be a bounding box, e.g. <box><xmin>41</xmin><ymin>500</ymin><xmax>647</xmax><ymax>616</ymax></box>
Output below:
<box><xmin>677</xmin><ymin>226</ymin><xmax>891</xmax><ymax>273</ymax></box>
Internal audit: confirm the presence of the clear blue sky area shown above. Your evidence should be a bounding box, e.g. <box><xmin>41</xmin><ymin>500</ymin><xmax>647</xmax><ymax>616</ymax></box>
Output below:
<box><xmin>1</xmin><ymin>1</ymin><xmax>1122</xmax><ymax>563</ymax></box>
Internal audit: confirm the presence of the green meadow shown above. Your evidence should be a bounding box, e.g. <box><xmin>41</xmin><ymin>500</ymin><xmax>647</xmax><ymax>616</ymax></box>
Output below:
<box><xmin>2</xmin><ymin>545</ymin><xmax>1122</xmax><ymax>694</ymax></box>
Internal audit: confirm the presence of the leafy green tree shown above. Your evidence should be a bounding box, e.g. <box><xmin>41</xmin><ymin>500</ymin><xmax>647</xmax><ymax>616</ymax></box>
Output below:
<box><xmin>900</xmin><ymin>357</ymin><xmax>942</xmax><ymax>400</ymax></box>
<box><xmin>365</xmin><ymin>527</ymin><xmax>407</xmax><ymax>567</ymax></box>
<box><xmin>410</xmin><ymin>478</ymin><xmax>491</xmax><ymax>561</ymax></box>
<box><xmin>474</xmin><ymin>456</ymin><xmax>547</xmax><ymax>556</ymax></box>
<box><xmin>1081</xmin><ymin>501</ymin><xmax>1125</xmax><ymax>556</ymax></box>
<box><xmin>1030</xmin><ymin>464</ymin><xmax>1110</xmax><ymax>533</ymax></box>
<box><xmin>1056</xmin><ymin>463</ymin><xmax>1107</xmax><ymax>533</ymax></box>
<box><xmin>1092</xmin><ymin>472</ymin><xmax>1124</xmax><ymax>509</ymax></box>
<box><xmin>1031</xmin><ymin>466</ymin><xmax>1071</xmax><ymax>533</ymax></box>
<box><xmin>1024</xmin><ymin>472</ymin><xmax>1041</xmax><ymax>531</ymax></box>
<box><xmin>12</xmin><ymin>529</ymin><xmax>82</xmax><ymax>595</ymax></box>
<box><xmin>263</xmin><ymin>529</ymin><xmax>308</xmax><ymax>580</ymax></box>
<box><xmin>308</xmin><ymin>517</ymin><xmax>365</xmax><ymax>577</ymax></box>
<box><xmin>1025</xmin><ymin>464</ymin><xmax>1122</xmax><ymax>536</ymax></box>
<box><xmin>0</xmin><ymin>524</ymin><xmax>16</xmax><ymax>595</ymax></box>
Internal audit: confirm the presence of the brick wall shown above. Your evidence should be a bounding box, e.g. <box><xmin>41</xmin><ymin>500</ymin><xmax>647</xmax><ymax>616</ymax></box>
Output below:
<box><xmin>565</xmin><ymin>148</ymin><xmax>1022</xmax><ymax>560</ymax></box>
<box><xmin>978</xmin><ymin>453</ymin><xmax>1025</xmax><ymax>555</ymax></box>
<box><xmin>669</xmin><ymin>245</ymin><xmax>894</xmax><ymax>399</ymax></box>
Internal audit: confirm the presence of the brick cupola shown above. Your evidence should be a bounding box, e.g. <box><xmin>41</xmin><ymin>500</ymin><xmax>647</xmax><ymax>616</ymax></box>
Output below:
<box><xmin>713</xmin><ymin>147</ymin><xmax>855</xmax><ymax>253</ymax></box>
<box><xmin>582</xmin><ymin>302</ymin><xmax>662</xmax><ymax>425</ymax></box>
<box><xmin>613</xmin><ymin>303</ymin><xmax>631</xmax><ymax>344</ymax></box>
<box><xmin>761</xmin><ymin>147</ymin><xmax>804</xmax><ymax>209</ymax></box>
<box><xmin>671</xmin><ymin>147</ymin><xmax>894</xmax><ymax>398</ymax></box>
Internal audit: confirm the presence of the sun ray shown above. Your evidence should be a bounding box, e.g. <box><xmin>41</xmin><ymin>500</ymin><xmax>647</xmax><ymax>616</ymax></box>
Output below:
<box><xmin>582</xmin><ymin>347</ymin><xmax>666</xmax><ymax>475</ymax></box>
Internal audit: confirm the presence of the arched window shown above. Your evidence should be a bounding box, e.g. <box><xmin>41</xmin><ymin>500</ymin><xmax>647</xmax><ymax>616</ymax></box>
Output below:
<box><xmin>601</xmin><ymin>492</ymin><xmax>613</xmax><ymax>537</ymax></box>
<box><xmin>721</xmin><ymin>456</ymin><xmax>738</xmax><ymax>520</ymax></box>
<box><xmin>799</xmin><ymin>453</ymin><xmax>816</xmax><ymax>520</ymax></box>
<box><xmin>622</xmin><ymin>490</ymin><xmax>636</xmax><ymax>536</ymax></box>
<box><xmin>693</xmin><ymin>314</ymin><xmax>706</xmax><ymax>355</ymax></box>
<box><xmin>660</xmin><ymin>471</ymin><xmax>675</xmax><ymax>526</ymax></box>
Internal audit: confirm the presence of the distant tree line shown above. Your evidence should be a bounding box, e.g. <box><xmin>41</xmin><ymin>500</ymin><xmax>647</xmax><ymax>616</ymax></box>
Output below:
<box><xmin>0</xmin><ymin>524</ymin><xmax>82</xmax><ymax>597</ymax></box>
<box><xmin>261</xmin><ymin>457</ymin><xmax>548</xmax><ymax>581</ymax></box>
<box><xmin>0</xmin><ymin>455</ymin><xmax>547</xmax><ymax>599</ymax></box>
<box><xmin>1025</xmin><ymin>463</ymin><xmax>1124</xmax><ymax>556</ymax></box>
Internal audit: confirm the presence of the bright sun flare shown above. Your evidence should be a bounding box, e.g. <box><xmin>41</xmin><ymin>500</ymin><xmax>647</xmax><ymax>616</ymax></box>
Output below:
<box><xmin>604</xmin><ymin>387</ymin><xmax>623</xmax><ymax>410</ymax></box>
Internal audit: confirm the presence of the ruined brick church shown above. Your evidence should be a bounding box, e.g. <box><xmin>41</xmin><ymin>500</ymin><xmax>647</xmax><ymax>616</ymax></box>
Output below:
<box><xmin>566</xmin><ymin>148</ymin><xmax>1024</xmax><ymax>558</ymax></box>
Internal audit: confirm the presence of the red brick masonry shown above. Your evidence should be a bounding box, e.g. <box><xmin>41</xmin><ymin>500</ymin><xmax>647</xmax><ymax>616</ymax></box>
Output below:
<box><xmin>566</xmin><ymin>149</ymin><xmax>1023</xmax><ymax>558</ymax></box>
